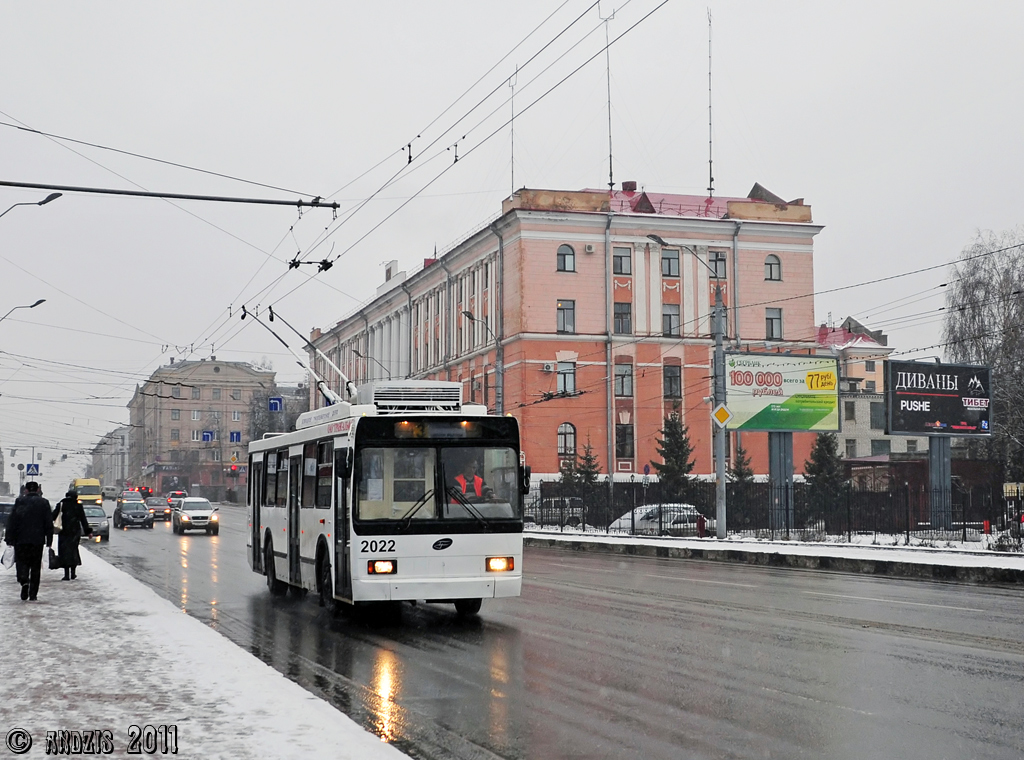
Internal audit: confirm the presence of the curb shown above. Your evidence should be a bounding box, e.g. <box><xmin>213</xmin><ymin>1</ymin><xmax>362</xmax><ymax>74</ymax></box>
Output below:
<box><xmin>524</xmin><ymin>536</ymin><xmax>1024</xmax><ymax>585</ymax></box>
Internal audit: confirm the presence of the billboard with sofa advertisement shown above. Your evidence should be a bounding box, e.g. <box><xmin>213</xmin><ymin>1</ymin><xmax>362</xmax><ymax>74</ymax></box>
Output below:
<box><xmin>885</xmin><ymin>361</ymin><xmax>991</xmax><ymax>436</ymax></box>
<box><xmin>724</xmin><ymin>353</ymin><xmax>840</xmax><ymax>432</ymax></box>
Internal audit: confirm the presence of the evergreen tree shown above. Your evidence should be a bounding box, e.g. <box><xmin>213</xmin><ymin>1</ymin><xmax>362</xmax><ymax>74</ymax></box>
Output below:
<box><xmin>730</xmin><ymin>444</ymin><xmax>754</xmax><ymax>483</ymax></box>
<box><xmin>577</xmin><ymin>436</ymin><xmax>601</xmax><ymax>487</ymax></box>
<box><xmin>559</xmin><ymin>451</ymin><xmax>580</xmax><ymax>488</ymax></box>
<box><xmin>652</xmin><ymin>413</ymin><xmax>695</xmax><ymax>502</ymax></box>
<box><xmin>804</xmin><ymin>432</ymin><xmax>845</xmax><ymax>494</ymax></box>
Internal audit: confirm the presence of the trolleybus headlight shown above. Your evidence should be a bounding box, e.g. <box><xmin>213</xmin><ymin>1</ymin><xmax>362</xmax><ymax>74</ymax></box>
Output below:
<box><xmin>486</xmin><ymin>556</ymin><xmax>514</xmax><ymax>572</ymax></box>
<box><xmin>368</xmin><ymin>560</ymin><xmax>397</xmax><ymax>575</ymax></box>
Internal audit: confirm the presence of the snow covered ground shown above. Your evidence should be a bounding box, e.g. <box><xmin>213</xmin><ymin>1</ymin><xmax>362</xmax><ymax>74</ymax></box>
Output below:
<box><xmin>0</xmin><ymin>548</ymin><xmax>408</xmax><ymax>760</ymax></box>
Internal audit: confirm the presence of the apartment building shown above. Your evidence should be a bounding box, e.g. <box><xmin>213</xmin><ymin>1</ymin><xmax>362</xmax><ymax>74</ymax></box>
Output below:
<box><xmin>309</xmin><ymin>183</ymin><xmax>824</xmax><ymax>480</ymax></box>
<box><xmin>91</xmin><ymin>425</ymin><xmax>131</xmax><ymax>490</ymax></box>
<box><xmin>127</xmin><ymin>358</ymin><xmax>277</xmax><ymax>497</ymax></box>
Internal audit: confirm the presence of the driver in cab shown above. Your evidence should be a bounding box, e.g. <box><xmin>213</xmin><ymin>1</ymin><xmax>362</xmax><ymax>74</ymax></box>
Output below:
<box><xmin>450</xmin><ymin>458</ymin><xmax>495</xmax><ymax>502</ymax></box>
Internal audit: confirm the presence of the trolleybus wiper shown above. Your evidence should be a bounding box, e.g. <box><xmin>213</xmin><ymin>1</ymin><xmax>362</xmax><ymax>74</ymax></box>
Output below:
<box><xmin>397</xmin><ymin>489</ymin><xmax>434</xmax><ymax>530</ymax></box>
<box><xmin>444</xmin><ymin>485</ymin><xmax>491</xmax><ymax>531</ymax></box>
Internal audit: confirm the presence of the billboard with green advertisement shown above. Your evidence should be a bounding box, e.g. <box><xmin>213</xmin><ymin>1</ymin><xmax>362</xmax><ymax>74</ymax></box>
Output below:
<box><xmin>724</xmin><ymin>353</ymin><xmax>840</xmax><ymax>431</ymax></box>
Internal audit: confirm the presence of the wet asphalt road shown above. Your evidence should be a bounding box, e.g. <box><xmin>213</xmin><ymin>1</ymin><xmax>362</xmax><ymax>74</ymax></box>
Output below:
<box><xmin>92</xmin><ymin>502</ymin><xmax>1024</xmax><ymax>760</ymax></box>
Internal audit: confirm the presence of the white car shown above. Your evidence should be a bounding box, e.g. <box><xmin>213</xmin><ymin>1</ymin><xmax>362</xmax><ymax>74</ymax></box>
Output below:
<box><xmin>172</xmin><ymin>497</ymin><xmax>219</xmax><ymax>536</ymax></box>
<box><xmin>608</xmin><ymin>503</ymin><xmax>714</xmax><ymax>536</ymax></box>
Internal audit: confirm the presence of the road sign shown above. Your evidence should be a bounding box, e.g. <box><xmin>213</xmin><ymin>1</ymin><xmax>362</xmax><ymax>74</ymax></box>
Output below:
<box><xmin>269</xmin><ymin>397</ymin><xmax>283</xmax><ymax>412</ymax></box>
<box><xmin>25</xmin><ymin>463</ymin><xmax>40</xmax><ymax>476</ymax></box>
<box><xmin>230</xmin><ymin>454</ymin><xmax>237</xmax><ymax>463</ymax></box>
<box><xmin>202</xmin><ymin>431</ymin><xmax>214</xmax><ymax>442</ymax></box>
<box><xmin>643</xmin><ymin>463</ymin><xmax>650</xmax><ymax>475</ymax></box>
<box><xmin>712</xmin><ymin>404</ymin><xmax>733</xmax><ymax>428</ymax></box>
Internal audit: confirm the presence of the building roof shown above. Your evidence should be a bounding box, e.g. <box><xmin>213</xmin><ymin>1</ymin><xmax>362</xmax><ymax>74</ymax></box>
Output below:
<box><xmin>817</xmin><ymin>324</ymin><xmax>890</xmax><ymax>354</ymax></box>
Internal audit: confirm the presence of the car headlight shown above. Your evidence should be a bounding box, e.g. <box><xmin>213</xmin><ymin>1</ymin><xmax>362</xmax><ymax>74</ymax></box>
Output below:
<box><xmin>210</xmin><ymin>514</ymin><xmax>218</xmax><ymax>521</ymax></box>
<box><xmin>181</xmin><ymin>514</ymin><xmax>190</xmax><ymax>521</ymax></box>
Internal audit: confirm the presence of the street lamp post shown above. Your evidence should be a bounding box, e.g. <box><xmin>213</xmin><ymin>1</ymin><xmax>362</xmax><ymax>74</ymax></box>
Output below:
<box><xmin>648</xmin><ymin>234</ymin><xmax>727</xmax><ymax>538</ymax></box>
<box><xmin>462</xmin><ymin>310</ymin><xmax>502</xmax><ymax>411</ymax></box>
<box><xmin>0</xmin><ymin>299</ymin><xmax>46</xmax><ymax>326</ymax></box>
<box><xmin>353</xmin><ymin>349</ymin><xmax>391</xmax><ymax>381</ymax></box>
<box><xmin>0</xmin><ymin>192</ymin><xmax>62</xmax><ymax>221</ymax></box>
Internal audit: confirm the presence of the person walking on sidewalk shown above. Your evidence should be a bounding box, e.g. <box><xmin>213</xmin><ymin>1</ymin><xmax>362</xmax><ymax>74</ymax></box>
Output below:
<box><xmin>53</xmin><ymin>489</ymin><xmax>92</xmax><ymax>581</ymax></box>
<box><xmin>4</xmin><ymin>481</ymin><xmax>54</xmax><ymax>601</ymax></box>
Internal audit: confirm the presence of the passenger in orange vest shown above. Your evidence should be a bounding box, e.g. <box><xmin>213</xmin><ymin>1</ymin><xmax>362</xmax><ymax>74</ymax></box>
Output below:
<box><xmin>451</xmin><ymin>459</ymin><xmax>495</xmax><ymax>502</ymax></box>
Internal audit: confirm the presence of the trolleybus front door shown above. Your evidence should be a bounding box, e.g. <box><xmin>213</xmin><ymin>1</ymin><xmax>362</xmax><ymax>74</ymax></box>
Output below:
<box><xmin>288</xmin><ymin>455</ymin><xmax>301</xmax><ymax>585</ymax></box>
<box><xmin>250</xmin><ymin>459</ymin><xmax>264</xmax><ymax>573</ymax></box>
<box><xmin>335</xmin><ymin>447</ymin><xmax>352</xmax><ymax>600</ymax></box>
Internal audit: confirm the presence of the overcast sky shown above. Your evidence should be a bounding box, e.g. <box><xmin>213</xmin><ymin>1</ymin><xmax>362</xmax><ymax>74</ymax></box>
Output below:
<box><xmin>1</xmin><ymin>1</ymin><xmax>1021</xmax><ymax>491</ymax></box>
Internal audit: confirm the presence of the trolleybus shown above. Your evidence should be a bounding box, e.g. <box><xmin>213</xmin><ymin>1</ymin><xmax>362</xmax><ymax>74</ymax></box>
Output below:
<box><xmin>247</xmin><ymin>381</ymin><xmax>528</xmax><ymax>615</ymax></box>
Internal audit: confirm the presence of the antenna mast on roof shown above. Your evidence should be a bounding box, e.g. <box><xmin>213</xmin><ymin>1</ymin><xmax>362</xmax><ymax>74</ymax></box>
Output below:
<box><xmin>707</xmin><ymin>8</ymin><xmax>715</xmax><ymax>198</ymax></box>
<box><xmin>601</xmin><ymin>2</ymin><xmax>615</xmax><ymax>190</ymax></box>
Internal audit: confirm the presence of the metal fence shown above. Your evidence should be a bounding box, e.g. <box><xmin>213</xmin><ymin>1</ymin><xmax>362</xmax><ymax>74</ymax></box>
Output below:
<box><xmin>528</xmin><ymin>480</ymin><xmax>1019</xmax><ymax>543</ymax></box>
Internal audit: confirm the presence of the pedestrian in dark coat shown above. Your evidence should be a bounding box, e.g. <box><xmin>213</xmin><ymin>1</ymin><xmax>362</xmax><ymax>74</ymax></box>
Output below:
<box><xmin>4</xmin><ymin>481</ymin><xmax>53</xmax><ymax>601</ymax></box>
<box><xmin>53</xmin><ymin>490</ymin><xmax>92</xmax><ymax>580</ymax></box>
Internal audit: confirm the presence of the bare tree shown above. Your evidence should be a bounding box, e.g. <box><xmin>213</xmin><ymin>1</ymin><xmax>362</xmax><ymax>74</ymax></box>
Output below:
<box><xmin>942</xmin><ymin>227</ymin><xmax>1024</xmax><ymax>478</ymax></box>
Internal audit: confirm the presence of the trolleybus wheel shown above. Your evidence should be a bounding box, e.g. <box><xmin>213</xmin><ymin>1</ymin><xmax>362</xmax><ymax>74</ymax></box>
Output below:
<box><xmin>265</xmin><ymin>542</ymin><xmax>287</xmax><ymax>596</ymax></box>
<box><xmin>319</xmin><ymin>557</ymin><xmax>338</xmax><ymax>616</ymax></box>
<box><xmin>454</xmin><ymin>598</ymin><xmax>482</xmax><ymax>616</ymax></box>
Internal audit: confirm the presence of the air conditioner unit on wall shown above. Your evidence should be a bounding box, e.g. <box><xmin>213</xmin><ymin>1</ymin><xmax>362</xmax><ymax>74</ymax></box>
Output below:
<box><xmin>542</xmin><ymin>362</ymin><xmax>556</xmax><ymax>372</ymax></box>
<box><xmin>584</xmin><ymin>244</ymin><xmax>596</xmax><ymax>253</ymax></box>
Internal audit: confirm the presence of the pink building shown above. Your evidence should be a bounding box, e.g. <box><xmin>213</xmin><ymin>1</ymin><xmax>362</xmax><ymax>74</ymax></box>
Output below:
<box><xmin>309</xmin><ymin>183</ymin><xmax>823</xmax><ymax>481</ymax></box>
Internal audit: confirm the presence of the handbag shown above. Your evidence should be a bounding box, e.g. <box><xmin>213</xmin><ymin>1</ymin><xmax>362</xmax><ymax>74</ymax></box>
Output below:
<box><xmin>1</xmin><ymin>545</ymin><xmax>14</xmax><ymax>569</ymax></box>
<box><xmin>53</xmin><ymin>509</ymin><xmax>63</xmax><ymax>534</ymax></box>
<box><xmin>48</xmin><ymin>547</ymin><xmax>61</xmax><ymax>570</ymax></box>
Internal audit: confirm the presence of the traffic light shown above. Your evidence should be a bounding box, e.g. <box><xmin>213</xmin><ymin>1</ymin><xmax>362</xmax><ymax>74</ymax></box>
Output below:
<box><xmin>228</xmin><ymin>464</ymin><xmax>239</xmax><ymax>478</ymax></box>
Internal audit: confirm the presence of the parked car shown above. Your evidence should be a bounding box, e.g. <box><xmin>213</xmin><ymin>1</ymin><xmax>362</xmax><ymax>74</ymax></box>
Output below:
<box><xmin>172</xmin><ymin>497</ymin><xmax>219</xmax><ymax>535</ymax></box>
<box><xmin>101</xmin><ymin>486</ymin><xmax>120</xmax><ymax>500</ymax></box>
<box><xmin>83</xmin><ymin>505</ymin><xmax>110</xmax><ymax>541</ymax></box>
<box><xmin>113</xmin><ymin>500</ymin><xmax>154</xmax><ymax>529</ymax></box>
<box><xmin>608</xmin><ymin>503</ymin><xmax>714</xmax><ymax>536</ymax></box>
<box><xmin>145</xmin><ymin>497</ymin><xmax>173</xmax><ymax>521</ymax></box>
<box><xmin>525</xmin><ymin>497</ymin><xmax>586</xmax><ymax>528</ymax></box>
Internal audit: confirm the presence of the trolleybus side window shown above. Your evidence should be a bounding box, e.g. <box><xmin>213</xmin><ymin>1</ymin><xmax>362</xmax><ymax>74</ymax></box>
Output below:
<box><xmin>301</xmin><ymin>442</ymin><xmax>317</xmax><ymax>508</ymax></box>
<box><xmin>315</xmin><ymin>441</ymin><xmax>333</xmax><ymax>508</ymax></box>
<box><xmin>274</xmin><ymin>448</ymin><xmax>289</xmax><ymax>506</ymax></box>
<box><xmin>264</xmin><ymin>452</ymin><xmax>277</xmax><ymax>507</ymax></box>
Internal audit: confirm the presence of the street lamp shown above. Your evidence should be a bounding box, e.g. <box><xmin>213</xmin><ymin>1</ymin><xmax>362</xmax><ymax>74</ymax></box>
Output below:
<box><xmin>463</xmin><ymin>310</ymin><xmax>502</xmax><ymax>412</ymax></box>
<box><xmin>0</xmin><ymin>299</ymin><xmax>46</xmax><ymax>326</ymax></box>
<box><xmin>353</xmin><ymin>349</ymin><xmax>391</xmax><ymax>380</ymax></box>
<box><xmin>462</xmin><ymin>310</ymin><xmax>497</xmax><ymax>343</ymax></box>
<box><xmin>647</xmin><ymin>233</ymin><xmax>727</xmax><ymax>539</ymax></box>
<box><xmin>0</xmin><ymin>192</ymin><xmax>62</xmax><ymax>221</ymax></box>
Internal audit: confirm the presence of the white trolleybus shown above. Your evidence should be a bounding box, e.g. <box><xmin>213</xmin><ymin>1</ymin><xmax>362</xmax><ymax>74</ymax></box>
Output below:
<box><xmin>246</xmin><ymin>380</ymin><xmax>529</xmax><ymax>615</ymax></box>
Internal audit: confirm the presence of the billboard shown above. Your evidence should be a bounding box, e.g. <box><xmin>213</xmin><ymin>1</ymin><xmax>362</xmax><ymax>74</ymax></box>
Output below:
<box><xmin>724</xmin><ymin>353</ymin><xmax>840</xmax><ymax>432</ymax></box>
<box><xmin>885</xmin><ymin>361</ymin><xmax>991</xmax><ymax>436</ymax></box>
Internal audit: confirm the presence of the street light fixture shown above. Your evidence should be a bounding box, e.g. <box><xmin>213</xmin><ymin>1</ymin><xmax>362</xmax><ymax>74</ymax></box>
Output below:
<box><xmin>0</xmin><ymin>299</ymin><xmax>46</xmax><ymax>326</ymax></box>
<box><xmin>353</xmin><ymin>349</ymin><xmax>391</xmax><ymax>380</ymax></box>
<box><xmin>0</xmin><ymin>192</ymin><xmax>62</xmax><ymax>221</ymax></box>
<box><xmin>462</xmin><ymin>310</ymin><xmax>497</xmax><ymax>343</ymax></box>
<box><xmin>647</xmin><ymin>233</ymin><xmax>727</xmax><ymax>539</ymax></box>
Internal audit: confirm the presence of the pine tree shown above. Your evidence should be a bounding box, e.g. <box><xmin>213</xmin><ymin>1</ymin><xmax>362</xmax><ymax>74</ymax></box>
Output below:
<box><xmin>804</xmin><ymin>432</ymin><xmax>845</xmax><ymax>494</ymax></box>
<box><xmin>652</xmin><ymin>413</ymin><xmax>695</xmax><ymax>502</ymax></box>
<box><xmin>576</xmin><ymin>436</ymin><xmax>602</xmax><ymax>487</ymax></box>
<box><xmin>559</xmin><ymin>451</ymin><xmax>580</xmax><ymax>487</ymax></box>
<box><xmin>730</xmin><ymin>444</ymin><xmax>754</xmax><ymax>482</ymax></box>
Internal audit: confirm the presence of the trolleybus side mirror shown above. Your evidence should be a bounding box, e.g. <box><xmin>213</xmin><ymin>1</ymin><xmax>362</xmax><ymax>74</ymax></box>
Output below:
<box><xmin>520</xmin><ymin>465</ymin><xmax>532</xmax><ymax>495</ymax></box>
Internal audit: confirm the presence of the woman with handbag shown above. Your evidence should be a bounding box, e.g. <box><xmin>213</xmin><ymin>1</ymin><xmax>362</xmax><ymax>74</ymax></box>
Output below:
<box><xmin>52</xmin><ymin>490</ymin><xmax>91</xmax><ymax>580</ymax></box>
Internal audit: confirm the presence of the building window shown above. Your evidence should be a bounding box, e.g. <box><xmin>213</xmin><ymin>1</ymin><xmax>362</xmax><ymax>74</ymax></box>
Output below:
<box><xmin>661</xmin><ymin>249</ymin><xmax>679</xmax><ymax>277</ymax></box>
<box><xmin>231</xmin><ymin>388</ymin><xmax>242</xmax><ymax>400</ymax></box>
<box><xmin>615</xmin><ymin>424</ymin><xmax>634</xmax><ymax>458</ymax></box>
<box><xmin>557</xmin><ymin>299</ymin><xmax>576</xmax><ymax>333</ymax></box>
<box><xmin>864</xmin><ymin>360</ymin><xmax>876</xmax><ymax>372</ymax></box>
<box><xmin>191</xmin><ymin>410</ymin><xmax>200</xmax><ymax>421</ymax></box>
<box><xmin>613</xmin><ymin>247</ymin><xmax>632</xmax><ymax>275</ymax></box>
<box><xmin>765</xmin><ymin>254</ymin><xmax>781</xmax><ymax>281</ymax></box>
<box><xmin>191</xmin><ymin>387</ymin><xmax>201</xmax><ymax>400</ymax></box>
<box><xmin>906</xmin><ymin>439</ymin><xmax>918</xmax><ymax>453</ymax></box>
<box><xmin>171</xmin><ymin>385</ymin><xmax>182</xmax><ymax>399</ymax></box>
<box><xmin>710</xmin><ymin>251</ymin><xmax>727</xmax><ymax>279</ymax></box>
<box><xmin>664</xmin><ymin>365</ymin><xmax>682</xmax><ymax>399</ymax></box>
<box><xmin>191</xmin><ymin>430</ymin><xmax>201</xmax><ymax>442</ymax></box>
<box><xmin>171</xmin><ymin>409</ymin><xmax>180</xmax><ymax>421</ymax></box>
<box><xmin>844</xmin><ymin>401</ymin><xmax>855</xmax><ymax>421</ymax></box>
<box><xmin>870</xmin><ymin>401</ymin><xmax>885</xmax><ymax>430</ymax></box>
<box><xmin>662</xmin><ymin>304</ymin><xmax>680</xmax><ymax>336</ymax></box>
<box><xmin>557</xmin><ymin>423</ymin><xmax>577</xmax><ymax>456</ymax></box>
<box><xmin>871</xmin><ymin>439</ymin><xmax>891</xmax><ymax>456</ymax></box>
<box><xmin>557</xmin><ymin>362</ymin><xmax>576</xmax><ymax>394</ymax></box>
<box><xmin>614</xmin><ymin>303</ymin><xmax>632</xmax><ymax>335</ymax></box>
<box><xmin>230</xmin><ymin>431</ymin><xmax>242</xmax><ymax>443</ymax></box>
<box><xmin>232</xmin><ymin>410</ymin><xmax>241</xmax><ymax>422</ymax></box>
<box><xmin>615</xmin><ymin>364</ymin><xmax>633</xmax><ymax>397</ymax></box>
<box><xmin>170</xmin><ymin>429</ymin><xmax>179</xmax><ymax>441</ymax></box>
<box><xmin>865</xmin><ymin>380</ymin><xmax>876</xmax><ymax>393</ymax></box>
<box><xmin>766</xmin><ymin>308</ymin><xmax>783</xmax><ymax>340</ymax></box>
<box><xmin>212</xmin><ymin>388</ymin><xmax>221</xmax><ymax>401</ymax></box>
<box><xmin>211</xmin><ymin>449</ymin><xmax>222</xmax><ymax>462</ymax></box>
<box><xmin>556</xmin><ymin>244</ymin><xmax>576</xmax><ymax>272</ymax></box>
<box><xmin>845</xmin><ymin>439</ymin><xmax>857</xmax><ymax>458</ymax></box>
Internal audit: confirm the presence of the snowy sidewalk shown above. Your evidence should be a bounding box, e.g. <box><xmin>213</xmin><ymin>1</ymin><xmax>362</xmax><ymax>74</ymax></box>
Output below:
<box><xmin>0</xmin><ymin>549</ymin><xmax>407</xmax><ymax>760</ymax></box>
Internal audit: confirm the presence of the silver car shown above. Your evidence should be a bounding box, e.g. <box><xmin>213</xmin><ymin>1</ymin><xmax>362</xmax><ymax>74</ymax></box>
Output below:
<box><xmin>172</xmin><ymin>497</ymin><xmax>220</xmax><ymax>536</ymax></box>
<box><xmin>82</xmin><ymin>505</ymin><xmax>111</xmax><ymax>541</ymax></box>
<box><xmin>608</xmin><ymin>503</ymin><xmax>714</xmax><ymax>536</ymax></box>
